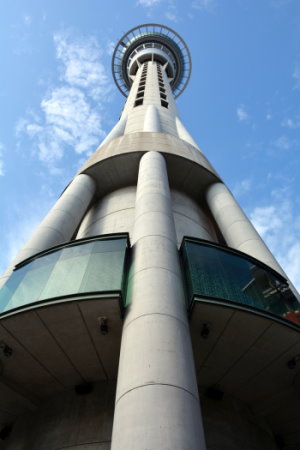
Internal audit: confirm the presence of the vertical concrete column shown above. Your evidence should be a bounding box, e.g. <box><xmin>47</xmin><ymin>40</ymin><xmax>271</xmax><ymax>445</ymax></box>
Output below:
<box><xmin>10</xmin><ymin>174</ymin><xmax>95</xmax><ymax>266</ymax></box>
<box><xmin>111</xmin><ymin>151</ymin><xmax>206</xmax><ymax>450</ymax></box>
<box><xmin>143</xmin><ymin>105</ymin><xmax>161</xmax><ymax>132</ymax></box>
<box><xmin>98</xmin><ymin>114</ymin><xmax>127</xmax><ymax>148</ymax></box>
<box><xmin>206</xmin><ymin>182</ymin><xmax>285</xmax><ymax>276</ymax></box>
<box><xmin>176</xmin><ymin>116</ymin><xmax>202</xmax><ymax>151</ymax></box>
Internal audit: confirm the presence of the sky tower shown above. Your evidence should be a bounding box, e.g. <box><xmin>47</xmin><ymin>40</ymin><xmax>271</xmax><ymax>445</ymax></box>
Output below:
<box><xmin>0</xmin><ymin>24</ymin><xmax>300</xmax><ymax>450</ymax></box>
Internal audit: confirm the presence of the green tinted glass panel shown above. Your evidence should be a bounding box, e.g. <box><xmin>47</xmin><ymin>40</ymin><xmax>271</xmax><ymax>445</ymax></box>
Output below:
<box><xmin>0</xmin><ymin>236</ymin><xmax>128</xmax><ymax>314</ymax></box>
<box><xmin>79</xmin><ymin>243</ymin><xmax>126</xmax><ymax>293</ymax></box>
<box><xmin>181</xmin><ymin>239</ymin><xmax>300</xmax><ymax>326</ymax></box>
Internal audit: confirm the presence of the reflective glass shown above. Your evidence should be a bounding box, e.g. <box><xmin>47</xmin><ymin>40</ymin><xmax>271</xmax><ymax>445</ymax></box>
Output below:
<box><xmin>0</xmin><ymin>236</ymin><xmax>128</xmax><ymax>314</ymax></box>
<box><xmin>181</xmin><ymin>239</ymin><xmax>300</xmax><ymax>326</ymax></box>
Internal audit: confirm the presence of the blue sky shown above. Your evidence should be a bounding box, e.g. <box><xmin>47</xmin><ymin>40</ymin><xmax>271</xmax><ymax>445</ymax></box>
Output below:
<box><xmin>1</xmin><ymin>0</ymin><xmax>300</xmax><ymax>290</ymax></box>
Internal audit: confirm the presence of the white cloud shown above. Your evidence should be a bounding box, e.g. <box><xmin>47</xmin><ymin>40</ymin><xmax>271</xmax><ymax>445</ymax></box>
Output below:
<box><xmin>18</xmin><ymin>87</ymin><xmax>105</xmax><ymax>170</ymax></box>
<box><xmin>137</xmin><ymin>0</ymin><xmax>162</xmax><ymax>5</ymax></box>
<box><xmin>54</xmin><ymin>31</ymin><xmax>112</xmax><ymax>101</ymax></box>
<box><xmin>232</xmin><ymin>178</ymin><xmax>252</xmax><ymax>198</ymax></box>
<box><xmin>191</xmin><ymin>0</ymin><xmax>215</xmax><ymax>12</ymax></box>
<box><xmin>273</xmin><ymin>135</ymin><xmax>292</xmax><ymax>150</ymax></box>
<box><xmin>292</xmin><ymin>64</ymin><xmax>300</xmax><ymax>89</ymax></box>
<box><xmin>250</xmin><ymin>192</ymin><xmax>300</xmax><ymax>291</ymax></box>
<box><xmin>266</xmin><ymin>113</ymin><xmax>272</xmax><ymax>120</ymax></box>
<box><xmin>236</xmin><ymin>104</ymin><xmax>249</xmax><ymax>122</ymax></box>
<box><xmin>165</xmin><ymin>0</ymin><xmax>178</xmax><ymax>22</ymax></box>
<box><xmin>136</xmin><ymin>0</ymin><xmax>178</xmax><ymax>21</ymax></box>
<box><xmin>281</xmin><ymin>117</ymin><xmax>300</xmax><ymax>129</ymax></box>
<box><xmin>165</xmin><ymin>8</ymin><xmax>178</xmax><ymax>22</ymax></box>
<box><xmin>23</xmin><ymin>14</ymin><xmax>32</xmax><ymax>27</ymax></box>
<box><xmin>16</xmin><ymin>30</ymin><xmax>112</xmax><ymax>173</ymax></box>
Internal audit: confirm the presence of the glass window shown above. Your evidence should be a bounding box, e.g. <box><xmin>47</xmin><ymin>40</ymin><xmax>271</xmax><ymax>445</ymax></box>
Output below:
<box><xmin>0</xmin><ymin>236</ymin><xmax>129</xmax><ymax>314</ymax></box>
<box><xmin>181</xmin><ymin>238</ymin><xmax>300</xmax><ymax>326</ymax></box>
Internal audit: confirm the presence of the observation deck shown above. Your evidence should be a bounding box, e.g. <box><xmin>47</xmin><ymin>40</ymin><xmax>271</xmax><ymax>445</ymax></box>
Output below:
<box><xmin>112</xmin><ymin>24</ymin><xmax>192</xmax><ymax>98</ymax></box>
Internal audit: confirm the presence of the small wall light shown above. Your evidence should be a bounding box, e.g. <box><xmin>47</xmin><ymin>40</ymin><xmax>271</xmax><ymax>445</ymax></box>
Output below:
<box><xmin>287</xmin><ymin>354</ymin><xmax>300</xmax><ymax>370</ymax></box>
<box><xmin>0</xmin><ymin>342</ymin><xmax>13</xmax><ymax>358</ymax></box>
<box><xmin>201</xmin><ymin>323</ymin><xmax>210</xmax><ymax>339</ymax></box>
<box><xmin>98</xmin><ymin>317</ymin><xmax>108</xmax><ymax>335</ymax></box>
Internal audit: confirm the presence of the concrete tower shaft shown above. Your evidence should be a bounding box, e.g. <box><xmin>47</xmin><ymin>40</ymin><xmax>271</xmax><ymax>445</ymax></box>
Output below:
<box><xmin>0</xmin><ymin>23</ymin><xmax>299</xmax><ymax>450</ymax></box>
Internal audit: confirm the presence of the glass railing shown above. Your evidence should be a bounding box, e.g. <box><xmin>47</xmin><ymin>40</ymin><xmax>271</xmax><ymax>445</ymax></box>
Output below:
<box><xmin>180</xmin><ymin>237</ymin><xmax>300</xmax><ymax>327</ymax></box>
<box><xmin>0</xmin><ymin>234</ymin><xmax>129</xmax><ymax>315</ymax></box>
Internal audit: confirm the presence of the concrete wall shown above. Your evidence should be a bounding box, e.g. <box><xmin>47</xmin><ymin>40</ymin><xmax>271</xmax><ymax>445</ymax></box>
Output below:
<box><xmin>76</xmin><ymin>185</ymin><xmax>217</xmax><ymax>248</ymax></box>
<box><xmin>2</xmin><ymin>382</ymin><xmax>279</xmax><ymax>450</ymax></box>
<box><xmin>3</xmin><ymin>381</ymin><xmax>115</xmax><ymax>450</ymax></box>
<box><xmin>200</xmin><ymin>392</ymin><xmax>278</xmax><ymax>450</ymax></box>
<box><xmin>171</xmin><ymin>190</ymin><xmax>217</xmax><ymax>246</ymax></box>
<box><xmin>76</xmin><ymin>186</ymin><xmax>136</xmax><ymax>239</ymax></box>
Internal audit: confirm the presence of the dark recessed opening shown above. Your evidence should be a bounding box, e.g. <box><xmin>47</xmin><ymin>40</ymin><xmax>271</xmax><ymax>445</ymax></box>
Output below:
<box><xmin>274</xmin><ymin>434</ymin><xmax>285</xmax><ymax>449</ymax></box>
<box><xmin>160</xmin><ymin>93</ymin><xmax>167</xmax><ymax>100</ymax></box>
<box><xmin>0</xmin><ymin>425</ymin><xmax>13</xmax><ymax>440</ymax></box>
<box><xmin>135</xmin><ymin>98</ymin><xmax>144</xmax><ymax>107</ymax></box>
<box><xmin>161</xmin><ymin>100</ymin><xmax>168</xmax><ymax>108</ymax></box>
<box><xmin>205</xmin><ymin>386</ymin><xmax>224</xmax><ymax>401</ymax></box>
<box><xmin>75</xmin><ymin>383</ymin><xmax>93</xmax><ymax>395</ymax></box>
<box><xmin>160</xmin><ymin>88</ymin><xmax>166</xmax><ymax>93</ymax></box>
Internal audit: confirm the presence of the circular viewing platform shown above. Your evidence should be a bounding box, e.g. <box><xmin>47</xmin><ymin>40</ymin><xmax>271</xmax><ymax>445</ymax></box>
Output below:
<box><xmin>112</xmin><ymin>24</ymin><xmax>192</xmax><ymax>98</ymax></box>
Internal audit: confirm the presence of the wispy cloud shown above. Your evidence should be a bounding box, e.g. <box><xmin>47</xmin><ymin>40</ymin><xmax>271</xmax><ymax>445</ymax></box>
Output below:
<box><xmin>232</xmin><ymin>178</ymin><xmax>252</xmax><ymax>198</ymax></box>
<box><xmin>2</xmin><ymin>191</ymin><xmax>56</xmax><ymax>273</ymax></box>
<box><xmin>191</xmin><ymin>0</ymin><xmax>215</xmax><ymax>11</ymax></box>
<box><xmin>273</xmin><ymin>135</ymin><xmax>293</xmax><ymax>150</ymax></box>
<box><xmin>165</xmin><ymin>2</ymin><xmax>178</xmax><ymax>22</ymax></box>
<box><xmin>292</xmin><ymin>64</ymin><xmax>300</xmax><ymax>89</ymax></box>
<box><xmin>236</xmin><ymin>104</ymin><xmax>249</xmax><ymax>122</ymax></box>
<box><xmin>136</xmin><ymin>0</ymin><xmax>178</xmax><ymax>22</ymax></box>
<box><xmin>0</xmin><ymin>143</ymin><xmax>4</xmax><ymax>176</ymax></box>
<box><xmin>16</xmin><ymin>30</ymin><xmax>112</xmax><ymax>173</ymax></box>
<box><xmin>250</xmin><ymin>190</ymin><xmax>300</xmax><ymax>290</ymax></box>
<box><xmin>281</xmin><ymin>116</ymin><xmax>300</xmax><ymax>129</ymax></box>
<box><xmin>137</xmin><ymin>0</ymin><xmax>162</xmax><ymax>5</ymax></box>
<box><xmin>23</xmin><ymin>14</ymin><xmax>32</xmax><ymax>27</ymax></box>
<box><xmin>54</xmin><ymin>30</ymin><xmax>112</xmax><ymax>101</ymax></box>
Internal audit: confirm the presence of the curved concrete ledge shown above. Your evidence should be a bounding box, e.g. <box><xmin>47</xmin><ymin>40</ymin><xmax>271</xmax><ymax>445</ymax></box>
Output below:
<box><xmin>78</xmin><ymin>133</ymin><xmax>221</xmax><ymax>202</ymax></box>
<box><xmin>191</xmin><ymin>301</ymin><xmax>300</xmax><ymax>450</ymax></box>
<box><xmin>79</xmin><ymin>132</ymin><xmax>216</xmax><ymax>175</ymax></box>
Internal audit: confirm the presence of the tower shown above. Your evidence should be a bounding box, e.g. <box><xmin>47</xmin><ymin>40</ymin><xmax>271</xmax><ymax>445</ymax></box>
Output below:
<box><xmin>0</xmin><ymin>22</ymin><xmax>299</xmax><ymax>449</ymax></box>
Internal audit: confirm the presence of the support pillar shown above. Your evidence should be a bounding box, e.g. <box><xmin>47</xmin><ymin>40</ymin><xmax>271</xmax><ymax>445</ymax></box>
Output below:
<box><xmin>0</xmin><ymin>174</ymin><xmax>96</xmax><ymax>288</ymax></box>
<box><xmin>206</xmin><ymin>182</ymin><xmax>285</xmax><ymax>275</ymax></box>
<box><xmin>111</xmin><ymin>151</ymin><xmax>206</xmax><ymax>450</ymax></box>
